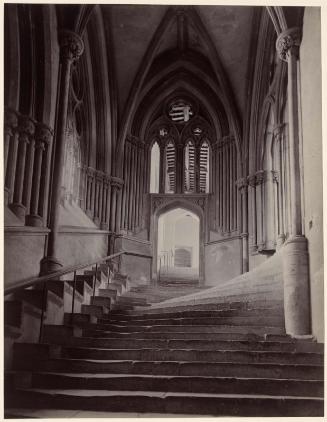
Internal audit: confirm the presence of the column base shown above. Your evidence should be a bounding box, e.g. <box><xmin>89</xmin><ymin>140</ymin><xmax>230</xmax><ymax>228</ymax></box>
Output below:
<box><xmin>25</xmin><ymin>214</ymin><xmax>43</xmax><ymax>227</ymax></box>
<box><xmin>10</xmin><ymin>203</ymin><xmax>26</xmax><ymax>220</ymax></box>
<box><xmin>40</xmin><ymin>256</ymin><xmax>63</xmax><ymax>275</ymax></box>
<box><xmin>282</xmin><ymin>235</ymin><xmax>311</xmax><ymax>336</ymax></box>
<box><xmin>276</xmin><ymin>234</ymin><xmax>286</xmax><ymax>249</ymax></box>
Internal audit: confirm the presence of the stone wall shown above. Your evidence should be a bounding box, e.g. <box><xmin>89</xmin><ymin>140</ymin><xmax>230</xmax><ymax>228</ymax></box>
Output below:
<box><xmin>204</xmin><ymin>237</ymin><xmax>242</xmax><ymax>286</ymax></box>
<box><xmin>300</xmin><ymin>7</ymin><xmax>324</xmax><ymax>342</ymax></box>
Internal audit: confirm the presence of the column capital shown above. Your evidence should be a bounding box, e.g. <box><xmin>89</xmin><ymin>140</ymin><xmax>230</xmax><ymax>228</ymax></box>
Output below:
<box><xmin>276</xmin><ymin>27</ymin><xmax>301</xmax><ymax>62</ymax></box>
<box><xmin>273</xmin><ymin>123</ymin><xmax>285</xmax><ymax>142</ymax></box>
<box><xmin>236</xmin><ymin>177</ymin><xmax>248</xmax><ymax>191</ymax></box>
<box><xmin>35</xmin><ymin>123</ymin><xmax>53</xmax><ymax>146</ymax></box>
<box><xmin>111</xmin><ymin>176</ymin><xmax>124</xmax><ymax>190</ymax></box>
<box><xmin>59</xmin><ymin>30</ymin><xmax>84</xmax><ymax>62</ymax></box>
<box><xmin>18</xmin><ymin>115</ymin><xmax>35</xmax><ymax>142</ymax></box>
<box><xmin>255</xmin><ymin>170</ymin><xmax>265</xmax><ymax>185</ymax></box>
<box><xmin>4</xmin><ymin>108</ymin><xmax>18</xmax><ymax>135</ymax></box>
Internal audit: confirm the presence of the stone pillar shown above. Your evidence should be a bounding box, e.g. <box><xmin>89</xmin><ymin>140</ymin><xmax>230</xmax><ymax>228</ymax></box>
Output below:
<box><xmin>10</xmin><ymin>115</ymin><xmax>35</xmax><ymax>219</ymax></box>
<box><xmin>247</xmin><ymin>174</ymin><xmax>257</xmax><ymax>254</ymax></box>
<box><xmin>100</xmin><ymin>176</ymin><xmax>110</xmax><ymax>230</ymax></box>
<box><xmin>120</xmin><ymin>143</ymin><xmax>129</xmax><ymax>231</ymax></box>
<box><xmin>4</xmin><ymin>108</ymin><xmax>18</xmax><ymax>203</ymax></box>
<box><xmin>4</xmin><ymin>109</ymin><xmax>19</xmax><ymax>205</ymax></box>
<box><xmin>41</xmin><ymin>30</ymin><xmax>84</xmax><ymax>274</ymax></box>
<box><xmin>26</xmin><ymin>123</ymin><xmax>53</xmax><ymax>226</ymax></box>
<box><xmin>124</xmin><ymin>142</ymin><xmax>131</xmax><ymax>231</ymax></box>
<box><xmin>236</xmin><ymin>177</ymin><xmax>249</xmax><ymax>273</ymax></box>
<box><xmin>276</xmin><ymin>27</ymin><xmax>310</xmax><ymax>336</ymax></box>
<box><xmin>159</xmin><ymin>143</ymin><xmax>166</xmax><ymax>194</ymax></box>
<box><xmin>274</xmin><ymin>125</ymin><xmax>286</xmax><ymax>248</ymax></box>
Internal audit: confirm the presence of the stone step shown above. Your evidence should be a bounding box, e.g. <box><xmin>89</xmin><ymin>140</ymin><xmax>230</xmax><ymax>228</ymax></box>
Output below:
<box><xmin>104</xmin><ymin>308</ymin><xmax>284</xmax><ymax>321</ymax></box>
<box><xmin>97</xmin><ymin>316</ymin><xmax>284</xmax><ymax>328</ymax></box>
<box><xmin>112</xmin><ymin>300</ymin><xmax>284</xmax><ymax>315</ymax></box>
<box><xmin>64</xmin><ymin>336</ymin><xmax>324</xmax><ymax>353</ymax></box>
<box><xmin>5</xmin><ymin>388</ymin><xmax>323</xmax><ymax>416</ymax></box>
<box><xmin>81</xmin><ymin>329</ymin><xmax>297</xmax><ymax>342</ymax></box>
<box><xmin>90</xmin><ymin>297</ymin><xmax>111</xmax><ymax>309</ymax></box>
<box><xmin>63</xmin><ymin>313</ymin><xmax>96</xmax><ymax>325</ymax></box>
<box><xmin>60</xmin><ymin>346</ymin><xmax>323</xmax><ymax>365</ymax></box>
<box><xmin>81</xmin><ymin>304</ymin><xmax>107</xmax><ymax>318</ymax></box>
<box><xmin>12</xmin><ymin>372</ymin><xmax>323</xmax><ymax>398</ymax></box>
<box><xmin>116</xmin><ymin>297</ymin><xmax>148</xmax><ymax>304</ymax></box>
<box><xmin>107</xmin><ymin>283</ymin><xmax>124</xmax><ymax>295</ymax></box>
<box><xmin>110</xmin><ymin>304</ymin><xmax>135</xmax><ymax>311</ymax></box>
<box><xmin>98</xmin><ymin>289</ymin><xmax>118</xmax><ymax>299</ymax></box>
<box><xmin>89</xmin><ymin>323</ymin><xmax>286</xmax><ymax>335</ymax></box>
<box><xmin>14</xmin><ymin>358</ymin><xmax>324</xmax><ymax>380</ymax></box>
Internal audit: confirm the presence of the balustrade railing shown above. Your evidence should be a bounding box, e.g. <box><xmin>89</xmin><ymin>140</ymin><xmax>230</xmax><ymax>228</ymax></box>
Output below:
<box><xmin>4</xmin><ymin>250</ymin><xmax>152</xmax><ymax>342</ymax></box>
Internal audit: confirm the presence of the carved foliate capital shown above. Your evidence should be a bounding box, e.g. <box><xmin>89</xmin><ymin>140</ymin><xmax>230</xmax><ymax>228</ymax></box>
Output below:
<box><xmin>59</xmin><ymin>30</ymin><xmax>84</xmax><ymax>62</ymax></box>
<box><xmin>4</xmin><ymin>108</ymin><xmax>18</xmax><ymax>135</ymax></box>
<box><xmin>273</xmin><ymin>124</ymin><xmax>285</xmax><ymax>142</ymax></box>
<box><xmin>255</xmin><ymin>170</ymin><xmax>265</xmax><ymax>185</ymax></box>
<box><xmin>111</xmin><ymin>176</ymin><xmax>124</xmax><ymax>190</ymax></box>
<box><xmin>236</xmin><ymin>177</ymin><xmax>248</xmax><ymax>191</ymax></box>
<box><xmin>247</xmin><ymin>174</ymin><xmax>257</xmax><ymax>188</ymax></box>
<box><xmin>272</xmin><ymin>170</ymin><xmax>279</xmax><ymax>183</ymax></box>
<box><xmin>18</xmin><ymin>115</ymin><xmax>35</xmax><ymax>142</ymax></box>
<box><xmin>35</xmin><ymin>123</ymin><xmax>53</xmax><ymax>146</ymax></box>
<box><xmin>276</xmin><ymin>27</ymin><xmax>301</xmax><ymax>61</ymax></box>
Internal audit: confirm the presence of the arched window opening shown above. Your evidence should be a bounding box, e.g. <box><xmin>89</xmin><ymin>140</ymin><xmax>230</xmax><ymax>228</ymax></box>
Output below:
<box><xmin>165</xmin><ymin>141</ymin><xmax>175</xmax><ymax>193</ymax></box>
<box><xmin>184</xmin><ymin>141</ymin><xmax>195</xmax><ymax>193</ymax></box>
<box><xmin>200</xmin><ymin>140</ymin><xmax>210</xmax><ymax>193</ymax></box>
<box><xmin>150</xmin><ymin>141</ymin><xmax>160</xmax><ymax>193</ymax></box>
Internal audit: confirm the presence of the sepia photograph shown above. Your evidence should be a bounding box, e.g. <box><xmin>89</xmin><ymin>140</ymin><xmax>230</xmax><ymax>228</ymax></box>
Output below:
<box><xmin>3</xmin><ymin>1</ymin><xmax>324</xmax><ymax>418</ymax></box>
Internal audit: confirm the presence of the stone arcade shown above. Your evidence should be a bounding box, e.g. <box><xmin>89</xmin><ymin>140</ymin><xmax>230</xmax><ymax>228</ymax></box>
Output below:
<box><xmin>3</xmin><ymin>4</ymin><xmax>324</xmax><ymax>417</ymax></box>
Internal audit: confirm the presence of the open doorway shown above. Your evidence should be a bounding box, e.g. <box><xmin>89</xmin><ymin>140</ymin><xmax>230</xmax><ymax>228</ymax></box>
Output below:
<box><xmin>157</xmin><ymin>208</ymin><xmax>199</xmax><ymax>283</ymax></box>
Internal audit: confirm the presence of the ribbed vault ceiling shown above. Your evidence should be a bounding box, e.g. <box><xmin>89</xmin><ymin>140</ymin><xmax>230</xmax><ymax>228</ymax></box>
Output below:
<box><xmin>101</xmin><ymin>5</ymin><xmax>254</xmax><ymax>123</ymax></box>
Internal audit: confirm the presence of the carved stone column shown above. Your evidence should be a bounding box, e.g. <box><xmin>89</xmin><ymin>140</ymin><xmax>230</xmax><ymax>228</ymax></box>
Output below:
<box><xmin>4</xmin><ymin>108</ymin><xmax>19</xmax><ymax>204</ymax></box>
<box><xmin>247</xmin><ymin>174</ymin><xmax>257</xmax><ymax>254</ymax></box>
<box><xmin>274</xmin><ymin>125</ymin><xmax>286</xmax><ymax>248</ymax></box>
<box><xmin>41</xmin><ymin>30</ymin><xmax>84</xmax><ymax>274</ymax></box>
<box><xmin>236</xmin><ymin>177</ymin><xmax>249</xmax><ymax>273</ymax></box>
<box><xmin>26</xmin><ymin>123</ymin><xmax>53</xmax><ymax>226</ymax></box>
<box><xmin>10</xmin><ymin>115</ymin><xmax>35</xmax><ymax>219</ymax></box>
<box><xmin>277</xmin><ymin>27</ymin><xmax>310</xmax><ymax>336</ymax></box>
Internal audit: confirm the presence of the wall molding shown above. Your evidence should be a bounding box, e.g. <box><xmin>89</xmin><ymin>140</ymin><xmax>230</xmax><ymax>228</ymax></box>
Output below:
<box><xmin>205</xmin><ymin>235</ymin><xmax>242</xmax><ymax>246</ymax></box>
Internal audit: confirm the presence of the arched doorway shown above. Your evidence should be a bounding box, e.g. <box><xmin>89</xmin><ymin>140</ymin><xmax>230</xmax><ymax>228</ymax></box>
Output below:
<box><xmin>157</xmin><ymin>208</ymin><xmax>199</xmax><ymax>282</ymax></box>
<box><xmin>151</xmin><ymin>200</ymin><xmax>205</xmax><ymax>284</ymax></box>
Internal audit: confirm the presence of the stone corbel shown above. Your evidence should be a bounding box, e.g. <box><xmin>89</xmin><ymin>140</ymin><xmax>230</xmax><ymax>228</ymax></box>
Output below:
<box><xmin>59</xmin><ymin>30</ymin><xmax>84</xmax><ymax>63</ymax></box>
<box><xmin>276</xmin><ymin>27</ymin><xmax>301</xmax><ymax>62</ymax></box>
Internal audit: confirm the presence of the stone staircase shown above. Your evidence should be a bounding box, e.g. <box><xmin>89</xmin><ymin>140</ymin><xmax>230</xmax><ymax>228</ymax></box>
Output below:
<box><xmin>4</xmin><ymin>267</ymin><xmax>324</xmax><ymax>417</ymax></box>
